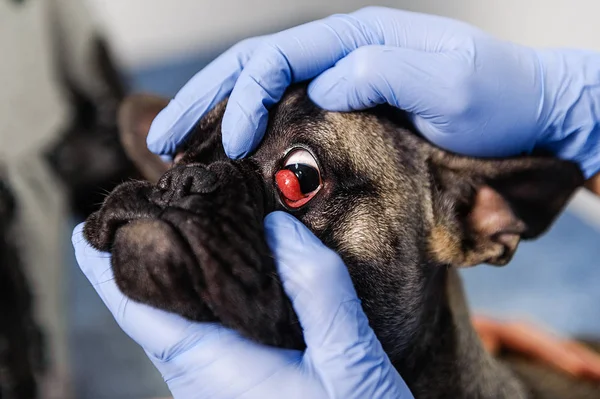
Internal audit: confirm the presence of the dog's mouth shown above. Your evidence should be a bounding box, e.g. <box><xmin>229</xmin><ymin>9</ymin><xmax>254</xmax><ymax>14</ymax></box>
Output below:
<box><xmin>84</xmin><ymin>159</ymin><xmax>304</xmax><ymax>349</ymax></box>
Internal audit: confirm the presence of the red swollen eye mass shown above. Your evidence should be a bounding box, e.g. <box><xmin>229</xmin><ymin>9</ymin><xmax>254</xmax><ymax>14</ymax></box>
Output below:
<box><xmin>276</xmin><ymin>149</ymin><xmax>322</xmax><ymax>209</ymax></box>
<box><xmin>275</xmin><ymin>169</ymin><xmax>304</xmax><ymax>201</ymax></box>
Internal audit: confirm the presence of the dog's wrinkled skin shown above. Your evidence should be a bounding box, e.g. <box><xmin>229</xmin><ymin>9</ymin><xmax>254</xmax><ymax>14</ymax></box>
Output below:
<box><xmin>0</xmin><ymin>174</ymin><xmax>45</xmax><ymax>399</ymax></box>
<box><xmin>85</xmin><ymin>85</ymin><xmax>599</xmax><ymax>398</ymax></box>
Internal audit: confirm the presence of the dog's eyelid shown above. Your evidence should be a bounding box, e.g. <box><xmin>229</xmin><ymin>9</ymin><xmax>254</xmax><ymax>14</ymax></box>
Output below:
<box><xmin>284</xmin><ymin>149</ymin><xmax>319</xmax><ymax>170</ymax></box>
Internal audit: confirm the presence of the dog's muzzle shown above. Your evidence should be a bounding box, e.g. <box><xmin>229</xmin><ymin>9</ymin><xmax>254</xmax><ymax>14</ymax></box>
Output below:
<box><xmin>84</xmin><ymin>160</ymin><xmax>304</xmax><ymax>349</ymax></box>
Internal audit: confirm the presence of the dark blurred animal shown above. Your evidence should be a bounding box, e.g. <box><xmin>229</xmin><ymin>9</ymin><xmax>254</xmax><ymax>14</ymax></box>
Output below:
<box><xmin>84</xmin><ymin>85</ymin><xmax>599</xmax><ymax>398</ymax></box>
<box><xmin>45</xmin><ymin>39</ymin><xmax>150</xmax><ymax>218</ymax></box>
<box><xmin>0</xmin><ymin>172</ymin><xmax>45</xmax><ymax>399</ymax></box>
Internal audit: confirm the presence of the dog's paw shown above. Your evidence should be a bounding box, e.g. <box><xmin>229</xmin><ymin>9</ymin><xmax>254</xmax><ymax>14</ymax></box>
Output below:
<box><xmin>83</xmin><ymin>163</ymin><xmax>304</xmax><ymax>350</ymax></box>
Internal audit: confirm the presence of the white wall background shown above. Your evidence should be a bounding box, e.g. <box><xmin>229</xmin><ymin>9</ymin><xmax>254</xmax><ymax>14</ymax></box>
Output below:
<box><xmin>85</xmin><ymin>0</ymin><xmax>600</xmax><ymax>68</ymax></box>
<box><xmin>83</xmin><ymin>0</ymin><xmax>446</xmax><ymax>68</ymax></box>
<box><xmin>85</xmin><ymin>0</ymin><xmax>600</xmax><ymax>223</ymax></box>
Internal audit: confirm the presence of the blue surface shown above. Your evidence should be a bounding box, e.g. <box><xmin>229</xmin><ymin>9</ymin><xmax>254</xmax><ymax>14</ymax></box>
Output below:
<box><xmin>126</xmin><ymin>51</ymin><xmax>220</xmax><ymax>98</ymax></box>
<box><xmin>68</xmin><ymin>222</ymin><xmax>167</xmax><ymax>399</ymax></box>
<box><xmin>68</xmin><ymin>53</ymin><xmax>600</xmax><ymax>398</ymax></box>
<box><xmin>461</xmin><ymin>209</ymin><xmax>600</xmax><ymax>337</ymax></box>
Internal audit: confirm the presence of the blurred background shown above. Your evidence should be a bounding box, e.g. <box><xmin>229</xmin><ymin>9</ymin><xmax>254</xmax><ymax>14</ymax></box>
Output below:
<box><xmin>2</xmin><ymin>0</ymin><xmax>600</xmax><ymax>398</ymax></box>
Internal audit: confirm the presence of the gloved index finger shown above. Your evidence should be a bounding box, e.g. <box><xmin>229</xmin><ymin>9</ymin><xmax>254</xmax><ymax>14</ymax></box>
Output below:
<box><xmin>263</xmin><ymin>212</ymin><xmax>410</xmax><ymax>398</ymax></box>
<box><xmin>221</xmin><ymin>7</ymin><xmax>476</xmax><ymax>159</ymax></box>
<box><xmin>147</xmin><ymin>7</ymin><xmax>477</xmax><ymax>159</ymax></box>
<box><xmin>221</xmin><ymin>12</ymin><xmax>386</xmax><ymax>159</ymax></box>
<box><xmin>146</xmin><ymin>37</ymin><xmax>262</xmax><ymax>155</ymax></box>
<box><xmin>73</xmin><ymin>226</ymin><xmax>313</xmax><ymax>398</ymax></box>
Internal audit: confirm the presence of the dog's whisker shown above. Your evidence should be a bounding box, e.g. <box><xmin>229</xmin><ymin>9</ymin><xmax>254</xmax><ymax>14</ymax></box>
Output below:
<box><xmin>93</xmin><ymin>277</ymin><xmax>116</xmax><ymax>286</ymax></box>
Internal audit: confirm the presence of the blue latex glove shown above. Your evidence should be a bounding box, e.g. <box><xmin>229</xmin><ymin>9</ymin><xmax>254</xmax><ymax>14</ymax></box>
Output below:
<box><xmin>72</xmin><ymin>211</ymin><xmax>413</xmax><ymax>399</ymax></box>
<box><xmin>147</xmin><ymin>6</ymin><xmax>600</xmax><ymax>178</ymax></box>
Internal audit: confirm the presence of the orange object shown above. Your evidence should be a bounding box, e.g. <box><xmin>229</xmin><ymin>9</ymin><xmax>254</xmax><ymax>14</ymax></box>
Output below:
<box><xmin>473</xmin><ymin>315</ymin><xmax>600</xmax><ymax>381</ymax></box>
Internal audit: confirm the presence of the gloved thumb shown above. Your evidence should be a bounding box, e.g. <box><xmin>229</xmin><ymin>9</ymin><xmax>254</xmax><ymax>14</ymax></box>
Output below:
<box><xmin>308</xmin><ymin>45</ymin><xmax>458</xmax><ymax>141</ymax></box>
<box><xmin>264</xmin><ymin>212</ymin><xmax>408</xmax><ymax>397</ymax></box>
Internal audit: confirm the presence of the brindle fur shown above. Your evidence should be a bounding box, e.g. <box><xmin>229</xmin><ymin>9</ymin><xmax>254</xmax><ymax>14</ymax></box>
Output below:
<box><xmin>84</xmin><ymin>85</ymin><xmax>599</xmax><ymax>398</ymax></box>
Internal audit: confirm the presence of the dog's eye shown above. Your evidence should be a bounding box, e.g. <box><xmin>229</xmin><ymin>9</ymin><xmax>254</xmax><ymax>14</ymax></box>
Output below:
<box><xmin>275</xmin><ymin>148</ymin><xmax>322</xmax><ymax>208</ymax></box>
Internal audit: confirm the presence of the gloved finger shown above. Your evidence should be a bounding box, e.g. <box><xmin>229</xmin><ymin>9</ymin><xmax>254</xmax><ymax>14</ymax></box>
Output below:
<box><xmin>221</xmin><ymin>7</ymin><xmax>481</xmax><ymax>159</ymax></box>
<box><xmin>309</xmin><ymin>43</ymin><xmax>542</xmax><ymax>158</ymax></box>
<box><xmin>164</xmin><ymin>332</ymin><xmax>307</xmax><ymax>399</ymax></box>
<box><xmin>71</xmin><ymin>223</ymin><xmax>233</xmax><ymax>359</ymax></box>
<box><xmin>308</xmin><ymin>45</ymin><xmax>453</xmax><ymax>115</ymax></box>
<box><xmin>264</xmin><ymin>212</ymin><xmax>409</xmax><ymax>397</ymax></box>
<box><xmin>72</xmin><ymin>225</ymin><xmax>310</xmax><ymax>398</ymax></box>
<box><xmin>264</xmin><ymin>212</ymin><xmax>358</xmax><ymax>342</ymax></box>
<box><xmin>146</xmin><ymin>37</ymin><xmax>263</xmax><ymax>155</ymax></box>
<box><xmin>308</xmin><ymin>45</ymin><xmax>479</xmax><ymax>149</ymax></box>
<box><xmin>221</xmin><ymin>13</ymin><xmax>382</xmax><ymax>158</ymax></box>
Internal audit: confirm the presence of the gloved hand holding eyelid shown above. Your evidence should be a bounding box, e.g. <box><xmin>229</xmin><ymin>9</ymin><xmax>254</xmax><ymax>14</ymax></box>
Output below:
<box><xmin>147</xmin><ymin>6</ymin><xmax>600</xmax><ymax>179</ymax></box>
<box><xmin>72</xmin><ymin>211</ymin><xmax>413</xmax><ymax>399</ymax></box>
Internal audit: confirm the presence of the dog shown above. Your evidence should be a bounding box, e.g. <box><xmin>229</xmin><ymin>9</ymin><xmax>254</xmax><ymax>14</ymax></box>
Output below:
<box><xmin>45</xmin><ymin>38</ymin><xmax>152</xmax><ymax>219</ymax></box>
<box><xmin>83</xmin><ymin>84</ymin><xmax>600</xmax><ymax>398</ymax></box>
<box><xmin>0</xmin><ymin>171</ymin><xmax>46</xmax><ymax>399</ymax></box>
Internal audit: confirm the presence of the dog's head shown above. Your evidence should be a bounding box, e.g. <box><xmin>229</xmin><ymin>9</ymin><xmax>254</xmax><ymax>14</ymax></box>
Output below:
<box><xmin>84</xmin><ymin>84</ymin><xmax>583</xmax><ymax>359</ymax></box>
<box><xmin>45</xmin><ymin>39</ymin><xmax>145</xmax><ymax>218</ymax></box>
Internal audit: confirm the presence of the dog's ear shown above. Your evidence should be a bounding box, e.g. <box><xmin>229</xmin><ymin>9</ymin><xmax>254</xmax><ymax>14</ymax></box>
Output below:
<box><xmin>118</xmin><ymin>94</ymin><xmax>171</xmax><ymax>183</ymax></box>
<box><xmin>427</xmin><ymin>151</ymin><xmax>584</xmax><ymax>267</ymax></box>
<box><xmin>58</xmin><ymin>38</ymin><xmax>126</xmax><ymax>129</ymax></box>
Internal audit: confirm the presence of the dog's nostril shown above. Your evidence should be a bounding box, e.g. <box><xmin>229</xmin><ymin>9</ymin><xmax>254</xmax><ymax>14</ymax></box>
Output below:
<box><xmin>156</xmin><ymin>164</ymin><xmax>219</xmax><ymax>197</ymax></box>
<box><xmin>157</xmin><ymin>173</ymin><xmax>173</xmax><ymax>191</ymax></box>
<box><xmin>182</xmin><ymin>175</ymin><xmax>194</xmax><ymax>194</ymax></box>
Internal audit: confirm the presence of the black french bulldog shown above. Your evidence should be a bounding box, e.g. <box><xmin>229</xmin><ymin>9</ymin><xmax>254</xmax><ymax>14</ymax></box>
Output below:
<box><xmin>0</xmin><ymin>173</ymin><xmax>45</xmax><ymax>399</ymax></box>
<box><xmin>45</xmin><ymin>39</ymin><xmax>150</xmax><ymax>218</ymax></box>
<box><xmin>84</xmin><ymin>85</ymin><xmax>600</xmax><ymax>398</ymax></box>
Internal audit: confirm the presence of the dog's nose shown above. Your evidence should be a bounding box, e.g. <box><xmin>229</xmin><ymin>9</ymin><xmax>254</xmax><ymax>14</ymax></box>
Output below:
<box><xmin>154</xmin><ymin>164</ymin><xmax>218</xmax><ymax>204</ymax></box>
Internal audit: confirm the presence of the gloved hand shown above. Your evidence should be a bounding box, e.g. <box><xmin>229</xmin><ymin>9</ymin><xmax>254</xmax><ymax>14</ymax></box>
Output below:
<box><xmin>72</xmin><ymin>211</ymin><xmax>413</xmax><ymax>399</ymax></box>
<box><xmin>147</xmin><ymin>6</ymin><xmax>600</xmax><ymax>178</ymax></box>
